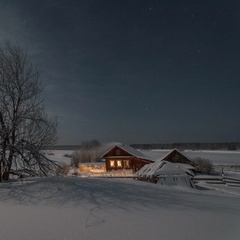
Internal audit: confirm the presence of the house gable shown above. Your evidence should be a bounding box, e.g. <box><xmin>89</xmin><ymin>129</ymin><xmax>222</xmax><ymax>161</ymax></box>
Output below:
<box><xmin>161</xmin><ymin>149</ymin><xmax>195</xmax><ymax>166</ymax></box>
<box><xmin>101</xmin><ymin>145</ymin><xmax>133</xmax><ymax>158</ymax></box>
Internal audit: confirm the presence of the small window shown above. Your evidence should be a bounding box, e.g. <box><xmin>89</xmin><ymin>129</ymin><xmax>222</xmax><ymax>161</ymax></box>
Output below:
<box><xmin>117</xmin><ymin>160</ymin><xmax>122</xmax><ymax>167</ymax></box>
<box><xmin>124</xmin><ymin>160</ymin><xmax>130</xmax><ymax>168</ymax></box>
<box><xmin>110</xmin><ymin>160</ymin><xmax>115</xmax><ymax>167</ymax></box>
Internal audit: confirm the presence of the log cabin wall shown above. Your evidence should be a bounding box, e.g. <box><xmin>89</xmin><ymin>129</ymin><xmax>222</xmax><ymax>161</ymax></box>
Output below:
<box><xmin>105</xmin><ymin>157</ymin><xmax>132</xmax><ymax>171</ymax></box>
<box><xmin>105</xmin><ymin>157</ymin><xmax>151</xmax><ymax>172</ymax></box>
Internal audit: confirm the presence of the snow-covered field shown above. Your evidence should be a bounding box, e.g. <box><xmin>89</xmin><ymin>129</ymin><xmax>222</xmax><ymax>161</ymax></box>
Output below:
<box><xmin>45</xmin><ymin>150</ymin><xmax>73</xmax><ymax>165</ymax></box>
<box><xmin>0</xmin><ymin>177</ymin><xmax>240</xmax><ymax>240</ymax></box>
<box><xmin>178</xmin><ymin>149</ymin><xmax>240</xmax><ymax>165</ymax></box>
<box><xmin>141</xmin><ymin>149</ymin><xmax>240</xmax><ymax>164</ymax></box>
<box><xmin>1</xmin><ymin>149</ymin><xmax>240</xmax><ymax>240</ymax></box>
<box><xmin>47</xmin><ymin>149</ymin><xmax>240</xmax><ymax>165</ymax></box>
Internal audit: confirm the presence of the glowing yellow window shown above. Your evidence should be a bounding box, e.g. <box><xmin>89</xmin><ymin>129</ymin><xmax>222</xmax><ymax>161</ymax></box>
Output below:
<box><xmin>110</xmin><ymin>160</ymin><xmax>115</xmax><ymax>167</ymax></box>
<box><xmin>117</xmin><ymin>160</ymin><xmax>122</xmax><ymax>167</ymax></box>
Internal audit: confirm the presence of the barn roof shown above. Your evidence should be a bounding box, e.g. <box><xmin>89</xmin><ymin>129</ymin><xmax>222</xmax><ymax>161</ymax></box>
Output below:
<box><xmin>100</xmin><ymin>144</ymin><xmax>152</xmax><ymax>160</ymax></box>
<box><xmin>136</xmin><ymin>160</ymin><xmax>164</xmax><ymax>178</ymax></box>
<box><xmin>160</xmin><ymin>148</ymin><xmax>195</xmax><ymax>165</ymax></box>
<box><xmin>155</xmin><ymin>161</ymin><xmax>192</xmax><ymax>176</ymax></box>
<box><xmin>135</xmin><ymin>160</ymin><xmax>194</xmax><ymax>179</ymax></box>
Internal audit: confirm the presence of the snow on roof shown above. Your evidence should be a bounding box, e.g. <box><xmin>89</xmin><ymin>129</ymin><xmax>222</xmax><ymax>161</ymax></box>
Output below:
<box><xmin>139</xmin><ymin>149</ymin><xmax>195</xmax><ymax>165</ymax></box>
<box><xmin>119</xmin><ymin>144</ymin><xmax>150</xmax><ymax>159</ymax></box>
<box><xmin>175</xmin><ymin>163</ymin><xmax>195</xmax><ymax>170</ymax></box>
<box><xmin>155</xmin><ymin>161</ymin><xmax>187</xmax><ymax>176</ymax></box>
<box><xmin>159</xmin><ymin>148</ymin><xmax>194</xmax><ymax>163</ymax></box>
<box><xmin>135</xmin><ymin>163</ymin><xmax>151</xmax><ymax>176</ymax></box>
<box><xmin>135</xmin><ymin>160</ymin><xmax>164</xmax><ymax>178</ymax></box>
<box><xmin>136</xmin><ymin>160</ymin><xmax>164</xmax><ymax>178</ymax></box>
<box><xmin>136</xmin><ymin>160</ymin><xmax>190</xmax><ymax>178</ymax></box>
<box><xmin>101</xmin><ymin>144</ymin><xmax>152</xmax><ymax>160</ymax></box>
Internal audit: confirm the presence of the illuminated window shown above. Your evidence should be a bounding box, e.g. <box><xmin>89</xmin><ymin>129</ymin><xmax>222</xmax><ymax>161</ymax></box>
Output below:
<box><xmin>117</xmin><ymin>160</ymin><xmax>122</xmax><ymax>167</ymax></box>
<box><xmin>124</xmin><ymin>160</ymin><xmax>130</xmax><ymax>168</ymax></box>
<box><xmin>110</xmin><ymin>160</ymin><xmax>115</xmax><ymax>167</ymax></box>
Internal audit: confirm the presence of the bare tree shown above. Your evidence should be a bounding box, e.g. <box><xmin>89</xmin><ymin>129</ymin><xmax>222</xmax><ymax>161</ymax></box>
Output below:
<box><xmin>0</xmin><ymin>41</ymin><xmax>58</xmax><ymax>181</ymax></box>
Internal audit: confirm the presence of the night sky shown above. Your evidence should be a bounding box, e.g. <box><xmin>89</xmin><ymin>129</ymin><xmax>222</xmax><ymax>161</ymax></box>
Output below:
<box><xmin>1</xmin><ymin>0</ymin><xmax>240</xmax><ymax>145</ymax></box>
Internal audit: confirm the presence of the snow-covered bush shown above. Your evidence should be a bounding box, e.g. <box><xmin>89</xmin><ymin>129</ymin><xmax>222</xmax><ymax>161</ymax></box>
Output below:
<box><xmin>194</xmin><ymin>157</ymin><xmax>214</xmax><ymax>174</ymax></box>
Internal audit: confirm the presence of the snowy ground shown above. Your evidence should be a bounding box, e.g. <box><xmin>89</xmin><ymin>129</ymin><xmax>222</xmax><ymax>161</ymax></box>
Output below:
<box><xmin>1</xmin><ymin>149</ymin><xmax>239</xmax><ymax>240</ymax></box>
<box><xmin>0</xmin><ymin>176</ymin><xmax>240</xmax><ymax>240</ymax></box>
<box><xmin>45</xmin><ymin>150</ymin><xmax>73</xmax><ymax>165</ymax></box>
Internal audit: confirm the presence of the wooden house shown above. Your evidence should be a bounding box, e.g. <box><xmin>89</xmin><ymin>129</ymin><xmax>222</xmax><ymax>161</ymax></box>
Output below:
<box><xmin>100</xmin><ymin>144</ymin><xmax>153</xmax><ymax>172</ymax></box>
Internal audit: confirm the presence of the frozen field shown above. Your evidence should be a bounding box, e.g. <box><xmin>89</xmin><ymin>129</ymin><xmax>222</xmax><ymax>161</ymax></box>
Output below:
<box><xmin>141</xmin><ymin>149</ymin><xmax>240</xmax><ymax>165</ymax></box>
<box><xmin>0</xmin><ymin>177</ymin><xmax>240</xmax><ymax>240</ymax></box>
<box><xmin>48</xmin><ymin>149</ymin><xmax>240</xmax><ymax>165</ymax></box>
<box><xmin>46</xmin><ymin>149</ymin><xmax>73</xmax><ymax>165</ymax></box>
<box><xmin>180</xmin><ymin>150</ymin><xmax>240</xmax><ymax>165</ymax></box>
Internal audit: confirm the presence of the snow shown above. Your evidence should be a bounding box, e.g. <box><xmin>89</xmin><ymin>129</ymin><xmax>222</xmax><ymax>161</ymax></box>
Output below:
<box><xmin>101</xmin><ymin>144</ymin><xmax>149</xmax><ymax>159</ymax></box>
<box><xmin>142</xmin><ymin>149</ymin><xmax>240</xmax><ymax>165</ymax></box>
<box><xmin>47</xmin><ymin>149</ymin><xmax>240</xmax><ymax>166</ymax></box>
<box><xmin>136</xmin><ymin>160</ymin><xmax>193</xmax><ymax>178</ymax></box>
<box><xmin>0</xmin><ymin>176</ymin><xmax>240</xmax><ymax>240</ymax></box>
<box><xmin>136</xmin><ymin>160</ymin><xmax>195</xmax><ymax>188</ymax></box>
<box><xmin>1</xmin><ymin>149</ymin><xmax>239</xmax><ymax>240</ymax></box>
<box><xmin>156</xmin><ymin>161</ymin><xmax>189</xmax><ymax>175</ymax></box>
<box><xmin>136</xmin><ymin>160</ymin><xmax>165</xmax><ymax>178</ymax></box>
<box><xmin>184</xmin><ymin>150</ymin><xmax>240</xmax><ymax>165</ymax></box>
<box><xmin>45</xmin><ymin>150</ymin><xmax>73</xmax><ymax>165</ymax></box>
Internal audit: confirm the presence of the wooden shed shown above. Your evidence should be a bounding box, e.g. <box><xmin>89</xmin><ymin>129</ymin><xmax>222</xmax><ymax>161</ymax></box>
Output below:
<box><xmin>135</xmin><ymin>148</ymin><xmax>196</xmax><ymax>184</ymax></box>
<box><xmin>100</xmin><ymin>144</ymin><xmax>153</xmax><ymax>172</ymax></box>
<box><xmin>161</xmin><ymin>148</ymin><xmax>195</xmax><ymax>167</ymax></box>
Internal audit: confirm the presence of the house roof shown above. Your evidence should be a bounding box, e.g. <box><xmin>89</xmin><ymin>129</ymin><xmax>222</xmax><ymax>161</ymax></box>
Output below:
<box><xmin>139</xmin><ymin>149</ymin><xmax>195</xmax><ymax>164</ymax></box>
<box><xmin>155</xmin><ymin>161</ymin><xmax>189</xmax><ymax>176</ymax></box>
<box><xmin>160</xmin><ymin>148</ymin><xmax>195</xmax><ymax>165</ymax></box>
<box><xmin>135</xmin><ymin>160</ymin><xmax>193</xmax><ymax>178</ymax></box>
<box><xmin>100</xmin><ymin>144</ymin><xmax>152</xmax><ymax>160</ymax></box>
<box><xmin>135</xmin><ymin>160</ymin><xmax>164</xmax><ymax>178</ymax></box>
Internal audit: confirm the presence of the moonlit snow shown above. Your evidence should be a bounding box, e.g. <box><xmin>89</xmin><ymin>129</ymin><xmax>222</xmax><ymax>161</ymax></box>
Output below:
<box><xmin>0</xmin><ymin>149</ymin><xmax>240</xmax><ymax>240</ymax></box>
<box><xmin>0</xmin><ymin>176</ymin><xmax>240</xmax><ymax>240</ymax></box>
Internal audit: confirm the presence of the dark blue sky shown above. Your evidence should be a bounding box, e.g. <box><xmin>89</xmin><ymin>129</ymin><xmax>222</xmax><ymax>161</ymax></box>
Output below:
<box><xmin>1</xmin><ymin>0</ymin><xmax>240</xmax><ymax>144</ymax></box>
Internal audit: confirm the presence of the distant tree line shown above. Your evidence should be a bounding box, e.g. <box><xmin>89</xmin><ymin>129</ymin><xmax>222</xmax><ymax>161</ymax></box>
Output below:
<box><xmin>47</xmin><ymin>142</ymin><xmax>240</xmax><ymax>151</ymax></box>
<box><xmin>130</xmin><ymin>142</ymin><xmax>240</xmax><ymax>150</ymax></box>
